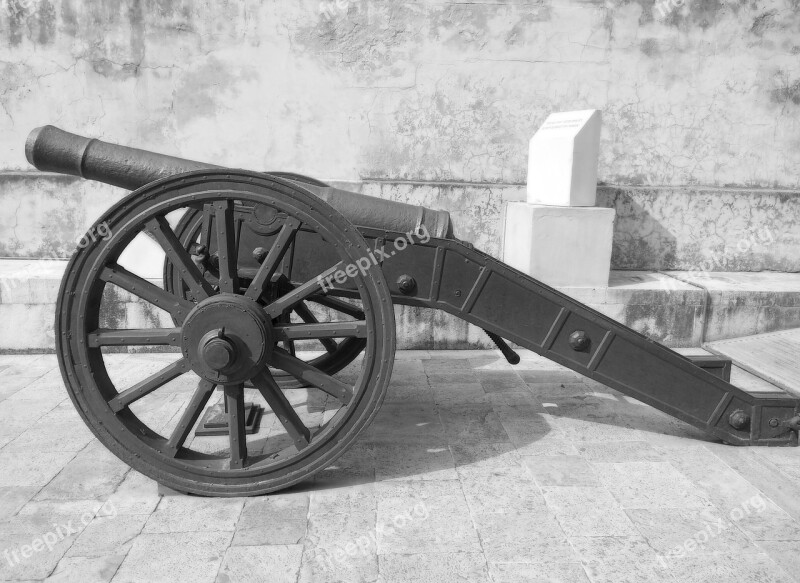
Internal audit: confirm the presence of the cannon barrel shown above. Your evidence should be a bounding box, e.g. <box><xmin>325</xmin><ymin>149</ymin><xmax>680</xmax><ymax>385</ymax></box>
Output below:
<box><xmin>25</xmin><ymin>125</ymin><xmax>454</xmax><ymax>239</ymax></box>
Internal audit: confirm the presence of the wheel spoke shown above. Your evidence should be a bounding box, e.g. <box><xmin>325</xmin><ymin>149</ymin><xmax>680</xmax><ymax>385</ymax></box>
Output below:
<box><xmin>164</xmin><ymin>380</ymin><xmax>216</xmax><ymax>455</ymax></box>
<box><xmin>88</xmin><ymin>328</ymin><xmax>182</xmax><ymax>348</ymax></box>
<box><xmin>252</xmin><ymin>370</ymin><xmax>311</xmax><ymax>450</ymax></box>
<box><xmin>268</xmin><ymin>347</ymin><xmax>353</xmax><ymax>401</ymax></box>
<box><xmin>264</xmin><ymin>263</ymin><xmax>343</xmax><ymax>319</ymax></box>
<box><xmin>214</xmin><ymin>200</ymin><xmax>239</xmax><ymax>294</ymax></box>
<box><xmin>224</xmin><ymin>384</ymin><xmax>247</xmax><ymax>469</ymax></box>
<box><xmin>245</xmin><ymin>217</ymin><xmax>301</xmax><ymax>301</ymax></box>
<box><xmin>146</xmin><ymin>215</ymin><xmax>215</xmax><ymax>300</ymax></box>
<box><xmin>101</xmin><ymin>265</ymin><xmax>194</xmax><ymax>323</ymax></box>
<box><xmin>109</xmin><ymin>359</ymin><xmax>189</xmax><ymax>413</ymax></box>
<box><xmin>200</xmin><ymin>204</ymin><xmax>213</xmax><ymax>249</ymax></box>
<box><xmin>273</xmin><ymin>321</ymin><xmax>368</xmax><ymax>342</ymax></box>
<box><xmin>308</xmin><ymin>295</ymin><xmax>365</xmax><ymax>319</ymax></box>
<box><xmin>293</xmin><ymin>303</ymin><xmax>338</xmax><ymax>353</ymax></box>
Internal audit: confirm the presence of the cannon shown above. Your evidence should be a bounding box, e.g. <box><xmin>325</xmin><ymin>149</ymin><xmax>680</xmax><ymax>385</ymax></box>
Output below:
<box><xmin>26</xmin><ymin>125</ymin><xmax>800</xmax><ymax>496</ymax></box>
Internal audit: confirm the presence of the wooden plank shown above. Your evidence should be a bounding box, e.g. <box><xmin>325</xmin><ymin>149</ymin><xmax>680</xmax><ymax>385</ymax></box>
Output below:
<box><xmin>705</xmin><ymin>328</ymin><xmax>800</xmax><ymax>397</ymax></box>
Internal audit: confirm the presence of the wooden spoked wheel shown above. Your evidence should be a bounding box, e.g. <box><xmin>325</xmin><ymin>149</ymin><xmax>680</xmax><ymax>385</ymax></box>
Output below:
<box><xmin>56</xmin><ymin>171</ymin><xmax>395</xmax><ymax>496</ymax></box>
<box><xmin>163</xmin><ymin>174</ymin><xmax>367</xmax><ymax>390</ymax></box>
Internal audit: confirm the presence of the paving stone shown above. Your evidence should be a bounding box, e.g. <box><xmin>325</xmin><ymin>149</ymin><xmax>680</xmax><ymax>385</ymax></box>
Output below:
<box><xmin>494</xmin><ymin>407</ymin><xmax>571</xmax><ymax>455</ymax></box>
<box><xmin>526</xmin><ymin>382</ymin><xmax>590</xmax><ymax>398</ymax></box>
<box><xmin>431</xmin><ymin>382</ymin><xmax>488</xmax><ymax>405</ymax></box>
<box><xmin>309</xmin><ymin>479</ymin><xmax>376</xmax><ymax>517</ymax></box>
<box><xmin>709</xmin><ymin>446</ymin><xmax>800</xmax><ymax>524</ymax></box>
<box><xmin>518</xmin><ymin>371</ymin><xmax>582</xmax><ymax>384</ymax></box>
<box><xmin>143</xmin><ymin>495</ymin><xmax>244</xmax><ymax>533</ymax></box>
<box><xmin>569</xmin><ymin>535</ymin><xmax>658</xmax><ymax>562</ymax></box>
<box><xmin>374</xmin><ymin>442</ymin><xmax>458</xmax><ymax>482</ymax></box>
<box><xmin>310</xmin><ymin>441</ymin><xmax>376</xmax><ymax>495</ymax></box>
<box><xmin>100</xmin><ymin>471</ymin><xmax>160</xmax><ymax>516</ymax></box>
<box><xmin>0</xmin><ymin>376</ymin><xmax>31</xmax><ymax>402</ymax></box>
<box><xmin>523</xmin><ymin>455</ymin><xmax>599</xmax><ymax>487</ymax></box>
<box><xmin>232</xmin><ymin>493</ymin><xmax>308</xmax><ymax>546</ymax></box>
<box><xmin>581</xmin><ymin>555</ymin><xmax>674</xmax><ymax>583</ymax></box>
<box><xmin>0</xmin><ymin>451</ymin><xmax>76</xmax><ymax>488</ymax></box>
<box><xmin>458</xmin><ymin>467</ymin><xmax>547</xmax><ymax>514</ymax></box>
<box><xmin>449</xmin><ymin>442</ymin><xmax>523</xmax><ymax>475</ymax></box>
<box><xmin>757</xmin><ymin>540</ymin><xmax>800</xmax><ymax>580</ymax></box>
<box><xmin>111</xmin><ymin>531</ymin><xmax>231</xmax><ymax>583</ymax></box>
<box><xmin>508</xmin><ymin>428</ymin><xmax>580</xmax><ymax>458</ymax></box>
<box><xmin>592</xmin><ymin>461</ymin><xmax>712</xmax><ymax>509</ymax></box>
<box><xmin>384</xmin><ymin>378</ymin><xmax>434</xmax><ymax>403</ymax></box>
<box><xmin>0</xmin><ymin>486</ymin><xmax>39</xmax><ymax>519</ymax></box>
<box><xmin>301</xmin><ymin>511</ymin><xmax>378</xmax><ymax>583</ymax></box>
<box><xmin>367</xmin><ymin>402</ymin><xmax>445</xmax><ymax>444</ymax></box>
<box><xmin>237</xmin><ymin>491</ymin><xmax>308</xmax><ymax>527</ymax></box>
<box><xmin>0</xmin><ymin>500</ymin><xmax>102</xmax><ymax>580</ymax></box>
<box><xmin>378</xmin><ymin>552</ymin><xmax>488</xmax><ymax>583</ymax></box>
<box><xmin>541</xmin><ymin>486</ymin><xmax>620</xmax><ymax>513</ymax></box>
<box><xmin>556</xmin><ymin>507</ymin><xmax>639</xmax><ymax>537</ymax></box>
<box><xmin>216</xmin><ymin>545</ymin><xmax>303</xmax><ymax>583</ymax></box>
<box><xmin>376</xmin><ymin>481</ymin><xmax>480</xmax><ymax>555</ymax></box>
<box><xmin>663</xmin><ymin>445</ymin><xmax>800</xmax><ymax>540</ymax></box>
<box><xmin>232</xmin><ymin>520</ymin><xmax>306</xmax><ymax>546</ymax></box>
<box><xmin>473</xmin><ymin>511</ymin><xmax>575</xmax><ymax>563</ymax></box>
<box><xmin>4</xmin><ymin>408</ymin><xmax>95</xmax><ymax>453</ymax></box>
<box><xmin>438</xmin><ymin>403</ymin><xmax>510</xmax><ymax>445</ymax></box>
<box><xmin>36</xmin><ymin>444</ymin><xmax>128</xmax><ymax>501</ymax></box>
<box><xmin>475</xmin><ymin>370</ymin><xmax>527</xmax><ymax>393</ymax></box>
<box><xmin>422</xmin><ymin>358</ymin><xmax>474</xmax><ymax>373</ymax></box>
<box><xmin>575</xmin><ymin>441</ymin><xmax>664</xmax><ymax>463</ymax></box>
<box><xmin>734</xmin><ymin>499</ymin><xmax>800</xmax><ymax>542</ymax></box>
<box><xmin>489</xmin><ymin>562</ymin><xmax>590</xmax><ymax>583</ymax></box>
<box><xmin>3</xmin><ymin>353</ymin><xmax>800</xmax><ymax>583</ymax></box>
<box><xmin>45</xmin><ymin>554</ymin><xmax>126</xmax><ymax>583</ymax></box>
<box><xmin>67</xmin><ymin>514</ymin><xmax>148</xmax><ymax>558</ymax></box>
<box><xmin>665</xmin><ymin>552</ymin><xmax>795</xmax><ymax>583</ymax></box>
<box><xmin>626</xmin><ymin>507</ymin><xmax>758</xmax><ymax>555</ymax></box>
<box><xmin>486</xmin><ymin>391</ymin><xmax>542</xmax><ymax>409</ymax></box>
<box><xmin>427</xmin><ymin>372</ymin><xmax>479</xmax><ymax>386</ymax></box>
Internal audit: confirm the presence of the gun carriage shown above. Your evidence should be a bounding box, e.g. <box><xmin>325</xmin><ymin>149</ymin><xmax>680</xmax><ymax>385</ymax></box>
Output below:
<box><xmin>25</xmin><ymin>126</ymin><xmax>800</xmax><ymax>496</ymax></box>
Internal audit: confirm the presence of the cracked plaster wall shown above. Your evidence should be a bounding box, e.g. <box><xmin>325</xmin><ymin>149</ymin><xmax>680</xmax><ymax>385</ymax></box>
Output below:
<box><xmin>0</xmin><ymin>0</ymin><xmax>799</xmax><ymax>269</ymax></box>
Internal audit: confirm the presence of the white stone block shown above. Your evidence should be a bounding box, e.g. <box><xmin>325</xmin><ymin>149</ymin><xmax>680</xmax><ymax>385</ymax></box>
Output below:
<box><xmin>502</xmin><ymin>202</ymin><xmax>615</xmax><ymax>288</ymax></box>
<box><xmin>526</xmin><ymin>110</ymin><xmax>602</xmax><ymax>207</ymax></box>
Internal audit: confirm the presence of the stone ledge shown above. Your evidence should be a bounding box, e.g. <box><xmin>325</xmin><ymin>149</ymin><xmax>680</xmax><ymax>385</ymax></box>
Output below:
<box><xmin>664</xmin><ymin>271</ymin><xmax>800</xmax><ymax>341</ymax></box>
<box><xmin>2</xmin><ymin>173</ymin><xmax>799</xmax><ymax>272</ymax></box>
<box><xmin>2</xmin><ymin>261</ymin><xmax>798</xmax><ymax>352</ymax></box>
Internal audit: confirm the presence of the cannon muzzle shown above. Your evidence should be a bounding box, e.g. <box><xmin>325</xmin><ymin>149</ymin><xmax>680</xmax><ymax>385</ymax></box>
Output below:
<box><xmin>26</xmin><ymin>125</ymin><xmax>454</xmax><ymax>239</ymax></box>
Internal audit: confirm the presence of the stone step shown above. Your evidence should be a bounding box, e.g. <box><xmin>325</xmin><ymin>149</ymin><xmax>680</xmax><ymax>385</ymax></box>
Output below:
<box><xmin>705</xmin><ymin>328</ymin><xmax>800</xmax><ymax>397</ymax></box>
<box><xmin>2</xmin><ymin>260</ymin><xmax>799</xmax><ymax>353</ymax></box>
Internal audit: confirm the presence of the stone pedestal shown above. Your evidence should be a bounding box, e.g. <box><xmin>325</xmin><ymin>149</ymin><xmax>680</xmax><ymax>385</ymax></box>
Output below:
<box><xmin>502</xmin><ymin>203</ymin><xmax>615</xmax><ymax>288</ymax></box>
<box><xmin>527</xmin><ymin>110</ymin><xmax>602</xmax><ymax>207</ymax></box>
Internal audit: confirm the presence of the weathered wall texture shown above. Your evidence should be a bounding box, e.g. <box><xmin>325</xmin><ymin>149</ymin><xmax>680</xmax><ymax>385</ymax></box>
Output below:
<box><xmin>1</xmin><ymin>0</ymin><xmax>799</xmax><ymax>270</ymax></box>
<box><xmin>2</xmin><ymin>0</ymin><xmax>800</xmax><ymax>185</ymax></box>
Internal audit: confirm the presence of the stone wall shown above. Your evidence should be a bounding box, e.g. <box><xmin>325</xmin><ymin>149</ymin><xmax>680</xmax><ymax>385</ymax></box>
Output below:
<box><xmin>2</xmin><ymin>0</ymin><xmax>800</xmax><ymax>185</ymax></box>
<box><xmin>1</xmin><ymin>0</ymin><xmax>799</xmax><ymax>270</ymax></box>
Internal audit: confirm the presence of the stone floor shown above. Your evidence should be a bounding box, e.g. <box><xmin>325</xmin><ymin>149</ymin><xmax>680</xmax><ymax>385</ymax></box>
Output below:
<box><xmin>1</xmin><ymin>350</ymin><xmax>799</xmax><ymax>583</ymax></box>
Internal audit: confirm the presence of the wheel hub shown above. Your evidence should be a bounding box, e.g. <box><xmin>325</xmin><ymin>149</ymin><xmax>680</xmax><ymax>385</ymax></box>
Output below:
<box><xmin>182</xmin><ymin>294</ymin><xmax>273</xmax><ymax>384</ymax></box>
